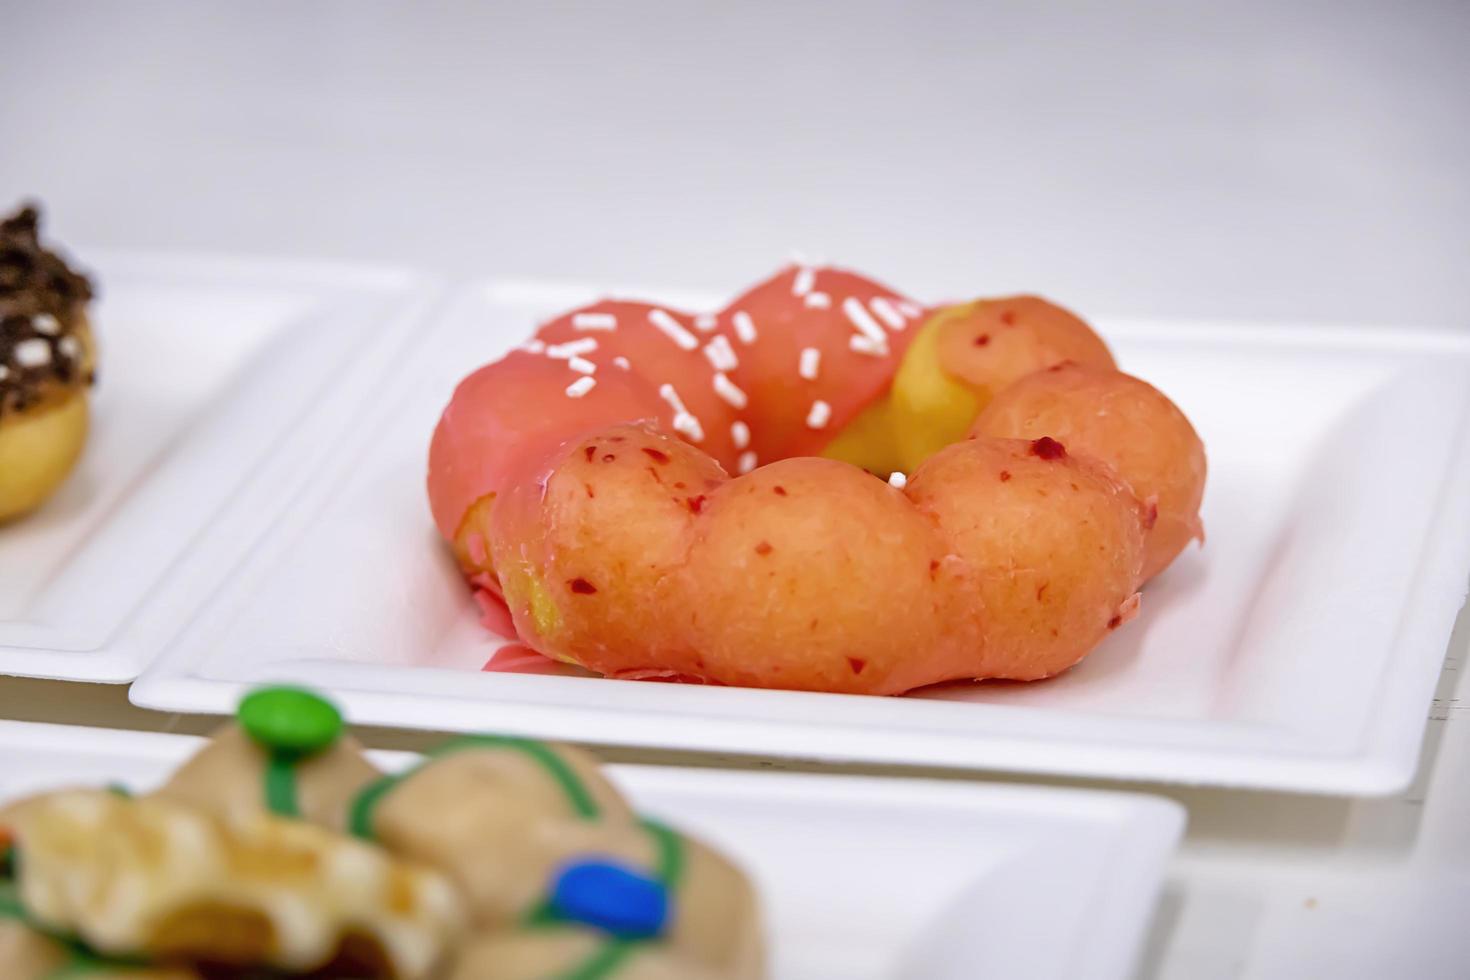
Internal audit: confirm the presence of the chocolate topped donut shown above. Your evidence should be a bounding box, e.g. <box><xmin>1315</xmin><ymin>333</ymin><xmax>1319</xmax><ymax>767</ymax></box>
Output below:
<box><xmin>0</xmin><ymin>204</ymin><xmax>95</xmax><ymax>417</ymax></box>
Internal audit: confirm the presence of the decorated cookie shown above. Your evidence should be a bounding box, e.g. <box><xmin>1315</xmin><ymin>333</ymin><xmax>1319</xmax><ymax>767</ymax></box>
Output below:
<box><xmin>0</xmin><ymin>686</ymin><xmax>767</xmax><ymax>978</ymax></box>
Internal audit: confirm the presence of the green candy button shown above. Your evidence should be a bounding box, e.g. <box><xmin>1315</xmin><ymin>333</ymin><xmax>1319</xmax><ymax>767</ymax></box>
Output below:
<box><xmin>238</xmin><ymin>686</ymin><xmax>343</xmax><ymax>756</ymax></box>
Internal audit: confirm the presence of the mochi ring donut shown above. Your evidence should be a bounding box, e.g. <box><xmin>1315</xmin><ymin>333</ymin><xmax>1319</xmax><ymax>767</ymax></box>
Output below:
<box><xmin>428</xmin><ymin>265</ymin><xmax>1206</xmax><ymax>695</ymax></box>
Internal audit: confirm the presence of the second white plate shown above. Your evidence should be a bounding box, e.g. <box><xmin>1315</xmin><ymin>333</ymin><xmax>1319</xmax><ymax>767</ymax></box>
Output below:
<box><xmin>0</xmin><ymin>253</ymin><xmax>439</xmax><ymax>682</ymax></box>
<box><xmin>131</xmin><ymin>279</ymin><xmax>1470</xmax><ymax>794</ymax></box>
<box><xmin>0</xmin><ymin>719</ymin><xmax>1182</xmax><ymax>980</ymax></box>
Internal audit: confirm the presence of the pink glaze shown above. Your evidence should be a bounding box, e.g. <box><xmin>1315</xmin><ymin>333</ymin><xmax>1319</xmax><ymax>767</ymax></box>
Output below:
<box><xmin>427</xmin><ymin>266</ymin><xmax>923</xmax><ymax>542</ymax></box>
<box><xmin>427</xmin><ymin>351</ymin><xmax>667</xmax><ymax>539</ymax></box>
<box><xmin>481</xmin><ymin>643</ymin><xmax>566</xmax><ymax>674</ymax></box>
<box><xmin>609</xmin><ymin>668</ymin><xmax>721</xmax><ymax>684</ymax></box>
<box><xmin>720</xmin><ymin>267</ymin><xmax>923</xmax><ymax>463</ymax></box>
<box><xmin>472</xmin><ymin>587</ymin><xmax>519</xmax><ymax>640</ymax></box>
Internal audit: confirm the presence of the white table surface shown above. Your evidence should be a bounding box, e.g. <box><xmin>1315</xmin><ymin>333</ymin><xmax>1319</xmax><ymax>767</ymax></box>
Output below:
<box><xmin>3</xmin><ymin>2</ymin><xmax>1469</xmax><ymax>977</ymax></box>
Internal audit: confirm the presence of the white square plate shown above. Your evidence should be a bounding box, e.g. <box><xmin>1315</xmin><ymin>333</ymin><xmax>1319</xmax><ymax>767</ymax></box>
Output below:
<box><xmin>131</xmin><ymin>280</ymin><xmax>1470</xmax><ymax>794</ymax></box>
<box><xmin>0</xmin><ymin>253</ymin><xmax>438</xmax><ymax>681</ymax></box>
<box><xmin>0</xmin><ymin>720</ymin><xmax>1183</xmax><ymax>980</ymax></box>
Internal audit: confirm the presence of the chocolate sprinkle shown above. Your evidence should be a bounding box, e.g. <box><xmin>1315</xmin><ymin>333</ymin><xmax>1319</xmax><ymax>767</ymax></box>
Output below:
<box><xmin>0</xmin><ymin>203</ymin><xmax>95</xmax><ymax>416</ymax></box>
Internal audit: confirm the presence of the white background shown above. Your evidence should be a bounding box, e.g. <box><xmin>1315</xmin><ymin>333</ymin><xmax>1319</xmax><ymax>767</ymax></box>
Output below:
<box><xmin>3</xmin><ymin>2</ymin><xmax>1470</xmax><ymax>978</ymax></box>
<box><xmin>3</xmin><ymin>0</ymin><xmax>1468</xmax><ymax>326</ymax></box>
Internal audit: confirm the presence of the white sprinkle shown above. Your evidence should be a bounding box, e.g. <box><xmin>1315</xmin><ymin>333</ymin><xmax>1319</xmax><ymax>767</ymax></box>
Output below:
<box><xmin>648</xmin><ymin>309</ymin><xmax>698</xmax><ymax>351</ymax></box>
<box><xmin>870</xmin><ymin>297</ymin><xmax>907</xmax><ymax>330</ymax></box>
<box><xmin>730</xmin><ymin>421</ymin><xmax>751</xmax><ymax>450</ymax></box>
<box><xmin>806</xmin><ymin>399</ymin><xmax>832</xmax><ymax>430</ymax></box>
<box><xmin>0</xmin><ymin>365</ymin><xmax>9</xmax><ymax>381</ymax></box>
<box><xmin>674</xmin><ymin>414</ymin><xmax>704</xmax><ymax>441</ymax></box>
<box><xmin>897</xmin><ymin>300</ymin><xmax>924</xmax><ymax>318</ymax></box>
<box><xmin>658</xmin><ymin>383</ymin><xmax>705</xmax><ymax>442</ymax></box>
<box><xmin>804</xmin><ymin>291</ymin><xmax>831</xmax><ymax>309</ymax></box>
<box><xmin>572</xmin><ymin>312</ymin><xmax>617</xmax><ymax>331</ymax></box>
<box><xmin>32</xmin><ymin>313</ymin><xmax>60</xmax><ymax>335</ymax></box>
<box><xmin>798</xmin><ymin>347</ymin><xmax>821</xmax><ymax>381</ymax></box>
<box><xmin>14</xmin><ymin>339</ymin><xmax>50</xmax><ymax>368</ymax></box>
<box><xmin>565</xmin><ymin>377</ymin><xmax>596</xmax><ymax>398</ymax></box>
<box><xmin>702</xmin><ymin>335</ymin><xmax>739</xmax><ymax>372</ymax></box>
<box><xmin>547</xmin><ymin>338</ymin><xmax>598</xmax><ymax>359</ymax></box>
<box><xmin>848</xmin><ymin>334</ymin><xmax>889</xmax><ymax>357</ymax></box>
<box><xmin>888</xmin><ymin>472</ymin><xmax>908</xmax><ymax>489</ymax></box>
<box><xmin>738</xmin><ymin>451</ymin><xmax>758</xmax><ymax>474</ymax></box>
<box><xmin>520</xmin><ymin>339</ymin><xmax>546</xmax><ymax>354</ymax></box>
<box><xmin>842</xmin><ymin>296</ymin><xmax>888</xmax><ymax>344</ymax></box>
<box><xmin>694</xmin><ymin>313</ymin><xmax>718</xmax><ymax>332</ymax></box>
<box><xmin>731</xmin><ymin>311</ymin><xmax>758</xmax><ymax>345</ymax></box>
<box><xmin>613</xmin><ymin>356</ymin><xmax>631</xmax><ymax>370</ymax></box>
<box><xmin>58</xmin><ymin>335</ymin><xmax>81</xmax><ymax>360</ymax></box>
<box><xmin>792</xmin><ymin>267</ymin><xmax>816</xmax><ymax>296</ymax></box>
<box><xmin>712</xmin><ymin>372</ymin><xmax>748</xmax><ymax>409</ymax></box>
<box><xmin>659</xmin><ymin>382</ymin><xmax>690</xmax><ymax>415</ymax></box>
<box><xmin>567</xmin><ymin>356</ymin><xmax>597</xmax><ymax>375</ymax></box>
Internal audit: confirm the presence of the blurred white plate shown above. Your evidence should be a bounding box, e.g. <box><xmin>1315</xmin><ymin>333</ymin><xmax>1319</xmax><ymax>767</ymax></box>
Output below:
<box><xmin>0</xmin><ymin>720</ymin><xmax>1183</xmax><ymax>980</ymax></box>
<box><xmin>131</xmin><ymin>280</ymin><xmax>1470</xmax><ymax>794</ymax></box>
<box><xmin>0</xmin><ymin>253</ymin><xmax>439</xmax><ymax>681</ymax></box>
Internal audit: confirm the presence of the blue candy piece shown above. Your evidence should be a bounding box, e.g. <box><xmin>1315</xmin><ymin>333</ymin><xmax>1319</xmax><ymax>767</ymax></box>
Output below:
<box><xmin>548</xmin><ymin>858</ymin><xmax>670</xmax><ymax>940</ymax></box>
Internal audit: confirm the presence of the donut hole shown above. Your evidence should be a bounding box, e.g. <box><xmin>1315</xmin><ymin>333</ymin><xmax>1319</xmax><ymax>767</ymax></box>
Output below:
<box><xmin>824</xmin><ymin>297</ymin><xmax>1115</xmax><ymax>476</ymax></box>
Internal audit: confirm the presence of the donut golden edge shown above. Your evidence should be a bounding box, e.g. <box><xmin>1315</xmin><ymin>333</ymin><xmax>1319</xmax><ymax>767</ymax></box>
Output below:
<box><xmin>0</xmin><ymin>388</ymin><xmax>89</xmax><ymax>523</ymax></box>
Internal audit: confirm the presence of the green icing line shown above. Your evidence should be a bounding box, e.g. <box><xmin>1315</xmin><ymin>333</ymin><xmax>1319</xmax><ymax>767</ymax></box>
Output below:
<box><xmin>347</xmin><ymin>772</ymin><xmax>398</xmax><ymax>841</ymax></box>
<box><xmin>556</xmin><ymin>937</ymin><xmax>637</xmax><ymax>980</ymax></box>
<box><xmin>639</xmin><ymin>818</ymin><xmax>685</xmax><ymax>891</ymax></box>
<box><xmin>263</xmin><ymin>752</ymin><xmax>302</xmax><ymax>818</ymax></box>
<box><xmin>444</xmin><ymin>736</ymin><xmax>602</xmax><ymax>819</ymax></box>
<box><xmin>521</xmin><ymin>895</ymin><xmax>560</xmax><ymax>930</ymax></box>
<box><xmin>349</xmin><ymin>734</ymin><xmax>602</xmax><ymax>841</ymax></box>
<box><xmin>0</xmin><ymin>878</ymin><xmax>24</xmax><ymax>920</ymax></box>
<box><xmin>44</xmin><ymin>951</ymin><xmax>118</xmax><ymax>979</ymax></box>
<box><xmin>43</xmin><ymin>939</ymin><xmax>152</xmax><ymax>979</ymax></box>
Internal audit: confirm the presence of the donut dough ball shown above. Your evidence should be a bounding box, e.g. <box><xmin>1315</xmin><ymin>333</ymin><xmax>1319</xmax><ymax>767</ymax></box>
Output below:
<box><xmin>972</xmin><ymin>363</ymin><xmax>1206</xmax><ymax>580</ymax></box>
<box><xmin>907</xmin><ymin>436</ymin><xmax>1147</xmax><ymax>679</ymax></box>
